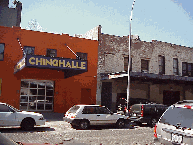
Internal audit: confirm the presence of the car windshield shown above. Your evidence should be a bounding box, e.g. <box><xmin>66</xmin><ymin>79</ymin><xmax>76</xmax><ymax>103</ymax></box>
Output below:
<box><xmin>159</xmin><ymin>106</ymin><xmax>193</xmax><ymax>129</ymax></box>
<box><xmin>130</xmin><ymin>105</ymin><xmax>141</xmax><ymax>112</ymax></box>
<box><xmin>8</xmin><ymin>105</ymin><xmax>20</xmax><ymax>112</ymax></box>
<box><xmin>67</xmin><ymin>105</ymin><xmax>80</xmax><ymax>113</ymax></box>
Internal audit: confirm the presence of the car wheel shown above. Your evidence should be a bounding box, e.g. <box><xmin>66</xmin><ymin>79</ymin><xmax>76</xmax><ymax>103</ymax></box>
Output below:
<box><xmin>148</xmin><ymin>118</ymin><xmax>157</xmax><ymax>127</ymax></box>
<box><xmin>21</xmin><ymin>118</ymin><xmax>35</xmax><ymax>130</ymax></box>
<box><xmin>79</xmin><ymin>120</ymin><xmax>89</xmax><ymax>130</ymax></box>
<box><xmin>71</xmin><ymin>124</ymin><xmax>78</xmax><ymax>129</ymax></box>
<box><xmin>116</xmin><ymin>119</ymin><xmax>125</xmax><ymax>128</ymax></box>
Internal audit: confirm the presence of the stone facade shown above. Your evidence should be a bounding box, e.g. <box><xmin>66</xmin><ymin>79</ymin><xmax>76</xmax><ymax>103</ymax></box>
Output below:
<box><xmin>78</xmin><ymin>25</ymin><xmax>193</xmax><ymax>111</ymax></box>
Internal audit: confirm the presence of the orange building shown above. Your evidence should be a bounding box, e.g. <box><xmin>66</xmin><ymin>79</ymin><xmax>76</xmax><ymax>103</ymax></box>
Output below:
<box><xmin>0</xmin><ymin>26</ymin><xmax>98</xmax><ymax>113</ymax></box>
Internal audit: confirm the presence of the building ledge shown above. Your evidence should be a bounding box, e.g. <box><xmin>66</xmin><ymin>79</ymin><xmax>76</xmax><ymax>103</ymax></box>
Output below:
<box><xmin>100</xmin><ymin>71</ymin><xmax>193</xmax><ymax>83</ymax></box>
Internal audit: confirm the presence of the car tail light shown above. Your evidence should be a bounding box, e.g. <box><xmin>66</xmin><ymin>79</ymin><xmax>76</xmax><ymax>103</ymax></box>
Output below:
<box><xmin>71</xmin><ymin>115</ymin><xmax>75</xmax><ymax>118</ymax></box>
<box><xmin>184</xmin><ymin>105</ymin><xmax>192</xmax><ymax>109</ymax></box>
<box><xmin>154</xmin><ymin>124</ymin><xmax>157</xmax><ymax>138</ymax></box>
<box><xmin>129</xmin><ymin>106</ymin><xmax>132</xmax><ymax>113</ymax></box>
<box><xmin>141</xmin><ymin>105</ymin><xmax>144</xmax><ymax>117</ymax></box>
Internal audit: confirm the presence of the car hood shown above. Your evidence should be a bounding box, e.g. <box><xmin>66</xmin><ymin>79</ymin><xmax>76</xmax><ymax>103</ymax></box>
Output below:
<box><xmin>17</xmin><ymin>111</ymin><xmax>43</xmax><ymax>117</ymax></box>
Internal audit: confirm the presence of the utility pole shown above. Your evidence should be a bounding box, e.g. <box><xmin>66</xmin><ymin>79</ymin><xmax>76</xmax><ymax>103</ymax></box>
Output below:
<box><xmin>127</xmin><ymin>0</ymin><xmax>136</xmax><ymax>114</ymax></box>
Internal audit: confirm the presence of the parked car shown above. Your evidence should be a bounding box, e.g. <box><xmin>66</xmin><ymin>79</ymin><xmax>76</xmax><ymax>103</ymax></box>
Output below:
<box><xmin>154</xmin><ymin>103</ymin><xmax>193</xmax><ymax>144</ymax></box>
<box><xmin>63</xmin><ymin>105</ymin><xmax>129</xmax><ymax>129</ymax></box>
<box><xmin>175</xmin><ymin>100</ymin><xmax>193</xmax><ymax>104</ymax></box>
<box><xmin>128</xmin><ymin>98</ymin><xmax>152</xmax><ymax>106</ymax></box>
<box><xmin>0</xmin><ymin>102</ymin><xmax>46</xmax><ymax>130</ymax></box>
<box><xmin>30</xmin><ymin>100</ymin><xmax>51</xmax><ymax>109</ymax></box>
<box><xmin>129</xmin><ymin>104</ymin><xmax>168</xmax><ymax>127</ymax></box>
<box><xmin>116</xmin><ymin>98</ymin><xmax>153</xmax><ymax>115</ymax></box>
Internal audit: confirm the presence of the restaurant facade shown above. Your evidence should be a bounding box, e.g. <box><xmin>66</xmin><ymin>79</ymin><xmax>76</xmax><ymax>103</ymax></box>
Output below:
<box><xmin>0</xmin><ymin>26</ymin><xmax>98</xmax><ymax>113</ymax></box>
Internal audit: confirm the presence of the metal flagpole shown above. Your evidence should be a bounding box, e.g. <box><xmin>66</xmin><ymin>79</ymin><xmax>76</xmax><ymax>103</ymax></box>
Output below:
<box><xmin>65</xmin><ymin>44</ymin><xmax>81</xmax><ymax>59</ymax></box>
<box><xmin>127</xmin><ymin>0</ymin><xmax>136</xmax><ymax>114</ymax></box>
<box><xmin>17</xmin><ymin>38</ymin><xmax>26</xmax><ymax>56</ymax></box>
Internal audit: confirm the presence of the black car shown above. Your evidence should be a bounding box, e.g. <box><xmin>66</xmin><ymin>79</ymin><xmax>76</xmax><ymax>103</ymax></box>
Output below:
<box><xmin>129</xmin><ymin>104</ymin><xmax>168</xmax><ymax>127</ymax></box>
<box><xmin>116</xmin><ymin>98</ymin><xmax>152</xmax><ymax>110</ymax></box>
<box><xmin>128</xmin><ymin>98</ymin><xmax>152</xmax><ymax>107</ymax></box>
<box><xmin>116</xmin><ymin>98</ymin><xmax>153</xmax><ymax>115</ymax></box>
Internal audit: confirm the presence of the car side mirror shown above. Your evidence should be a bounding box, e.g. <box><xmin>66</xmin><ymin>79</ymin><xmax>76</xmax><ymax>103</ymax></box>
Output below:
<box><xmin>9</xmin><ymin>109</ymin><xmax>15</xmax><ymax>113</ymax></box>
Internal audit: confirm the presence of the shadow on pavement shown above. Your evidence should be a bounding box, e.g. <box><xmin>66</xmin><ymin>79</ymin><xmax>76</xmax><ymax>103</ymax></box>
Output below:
<box><xmin>40</xmin><ymin>112</ymin><xmax>64</xmax><ymax>122</ymax></box>
<box><xmin>0</xmin><ymin>126</ymin><xmax>55</xmax><ymax>133</ymax></box>
<box><xmin>72</xmin><ymin>122</ymin><xmax>136</xmax><ymax>130</ymax></box>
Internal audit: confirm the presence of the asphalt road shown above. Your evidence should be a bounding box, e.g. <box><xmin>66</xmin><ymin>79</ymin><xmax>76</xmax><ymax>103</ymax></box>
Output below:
<box><xmin>0</xmin><ymin>121</ymin><xmax>156</xmax><ymax>145</ymax></box>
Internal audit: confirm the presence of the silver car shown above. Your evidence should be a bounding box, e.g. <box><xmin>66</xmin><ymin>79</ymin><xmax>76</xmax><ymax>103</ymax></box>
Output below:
<box><xmin>154</xmin><ymin>103</ymin><xmax>193</xmax><ymax>144</ymax></box>
<box><xmin>63</xmin><ymin>105</ymin><xmax>129</xmax><ymax>129</ymax></box>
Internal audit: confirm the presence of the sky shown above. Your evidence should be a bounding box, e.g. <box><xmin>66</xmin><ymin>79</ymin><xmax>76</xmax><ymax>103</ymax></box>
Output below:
<box><xmin>9</xmin><ymin>0</ymin><xmax>193</xmax><ymax>47</ymax></box>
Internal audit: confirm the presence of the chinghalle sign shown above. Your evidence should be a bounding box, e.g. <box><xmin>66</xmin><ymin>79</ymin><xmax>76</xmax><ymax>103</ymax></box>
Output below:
<box><xmin>14</xmin><ymin>55</ymin><xmax>88</xmax><ymax>74</ymax></box>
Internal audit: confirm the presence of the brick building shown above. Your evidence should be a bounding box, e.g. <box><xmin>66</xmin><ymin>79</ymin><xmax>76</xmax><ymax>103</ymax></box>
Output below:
<box><xmin>0</xmin><ymin>26</ymin><xmax>98</xmax><ymax>113</ymax></box>
<box><xmin>78</xmin><ymin>25</ymin><xmax>193</xmax><ymax>111</ymax></box>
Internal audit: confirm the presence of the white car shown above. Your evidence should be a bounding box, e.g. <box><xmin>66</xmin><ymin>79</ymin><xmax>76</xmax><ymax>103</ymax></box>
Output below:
<box><xmin>0</xmin><ymin>102</ymin><xmax>46</xmax><ymax>130</ymax></box>
<box><xmin>63</xmin><ymin>105</ymin><xmax>129</xmax><ymax>129</ymax></box>
<box><xmin>154</xmin><ymin>103</ymin><xmax>193</xmax><ymax>144</ymax></box>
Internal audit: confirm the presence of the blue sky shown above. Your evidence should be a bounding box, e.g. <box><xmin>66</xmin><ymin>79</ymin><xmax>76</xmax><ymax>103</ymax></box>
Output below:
<box><xmin>9</xmin><ymin>0</ymin><xmax>193</xmax><ymax>47</ymax></box>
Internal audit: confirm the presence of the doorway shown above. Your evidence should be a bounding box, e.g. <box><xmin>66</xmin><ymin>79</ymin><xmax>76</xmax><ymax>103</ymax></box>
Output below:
<box><xmin>101</xmin><ymin>82</ymin><xmax>112</xmax><ymax>110</ymax></box>
<box><xmin>163</xmin><ymin>90</ymin><xmax>180</xmax><ymax>105</ymax></box>
<box><xmin>81</xmin><ymin>88</ymin><xmax>92</xmax><ymax>104</ymax></box>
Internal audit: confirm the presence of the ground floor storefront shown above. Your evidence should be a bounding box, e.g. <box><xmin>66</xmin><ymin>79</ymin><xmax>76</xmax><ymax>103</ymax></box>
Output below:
<box><xmin>97</xmin><ymin>72</ymin><xmax>193</xmax><ymax>112</ymax></box>
<box><xmin>0</xmin><ymin>56</ymin><xmax>97</xmax><ymax>113</ymax></box>
<box><xmin>1</xmin><ymin>76</ymin><xmax>96</xmax><ymax>113</ymax></box>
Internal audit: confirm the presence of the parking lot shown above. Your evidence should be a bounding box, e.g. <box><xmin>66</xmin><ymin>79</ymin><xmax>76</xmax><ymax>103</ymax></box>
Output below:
<box><xmin>0</xmin><ymin>113</ymin><xmax>156</xmax><ymax>145</ymax></box>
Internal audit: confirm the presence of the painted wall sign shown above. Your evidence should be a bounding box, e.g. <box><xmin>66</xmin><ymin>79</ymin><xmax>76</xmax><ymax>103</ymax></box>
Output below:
<box><xmin>26</xmin><ymin>55</ymin><xmax>87</xmax><ymax>71</ymax></box>
<box><xmin>14</xmin><ymin>57</ymin><xmax>26</xmax><ymax>74</ymax></box>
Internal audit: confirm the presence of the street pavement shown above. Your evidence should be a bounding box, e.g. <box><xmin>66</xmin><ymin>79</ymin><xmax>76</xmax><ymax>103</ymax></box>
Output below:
<box><xmin>0</xmin><ymin>112</ymin><xmax>156</xmax><ymax>145</ymax></box>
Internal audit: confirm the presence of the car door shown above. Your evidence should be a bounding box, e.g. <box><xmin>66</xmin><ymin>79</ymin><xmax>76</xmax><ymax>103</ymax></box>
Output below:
<box><xmin>81</xmin><ymin>106</ymin><xmax>98</xmax><ymax>125</ymax></box>
<box><xmin>95</xmin><ymin>106</ymin><xmax>115</xmax><ymax>125</ymax></box>
<box><xmin>0</xmin><ymin>104</ymin><xmax>17</xmax><ymax>126</ymax></box>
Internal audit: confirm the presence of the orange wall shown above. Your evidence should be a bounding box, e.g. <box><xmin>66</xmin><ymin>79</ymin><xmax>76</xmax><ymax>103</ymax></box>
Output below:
<box><xmin>0</xmin><ymin>26</ymin><xmax>98</xmax><ymax>113</ymax></box>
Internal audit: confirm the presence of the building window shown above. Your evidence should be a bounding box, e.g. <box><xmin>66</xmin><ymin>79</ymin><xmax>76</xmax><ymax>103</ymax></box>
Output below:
<box><xmin>188</xmin><ymin>63</ymin><xmax>193</xmax><ymax>77</ymax></box>
<box><xmin>158</xmin><ymin>55</ymin><xmax>165</xmax><ymax>74</ymax></box>
<box><xmin>182</xmin><ymin>62</ymin><xmax>188</xmax><ymax>76</ymax></box>
<box><xmin>23</xmin><ymin>46</ymin><xmax>35</xmax><ymax>56</ymax></box>
<box><xmin>20</xmin><ymin>80</ymin><xmax>54</xmax><ymax>111</ymax></box>
<box><xmin>141</xmin><ymin>59</ymin><xmax>149</xmax><ymax>73</ymax></box>
<box><xmin>0</xmin><ymin>44</ymin><xmax>5</xmax><ymax>61</ymax></box>
<box><xmin>46</xmin><ymin>49</ymin><xmax>57</xmax><ymax>57</ymax></box>
<box><xmin>23</xmin><ymin>46</ymin><xmax>34</xmax><ymax>55</ymax></box>
<box><xmin>182</xmin><ymin>62</ymin><xmax>193</xmax><ymax>77</ymax></box>
<box><xmin>76</xmin><ymin>52</ymin><xmax>87</xmax><ymax>60</ymax></box>
<box><xmin>173</xmin><ymin>58</ymin><xmax>178</xmax><ymax>75</ymax></box>
<box><xmin>124</xmin><ymin>56</ymin><xmax>132</xmax><ymax>71</ymax></box>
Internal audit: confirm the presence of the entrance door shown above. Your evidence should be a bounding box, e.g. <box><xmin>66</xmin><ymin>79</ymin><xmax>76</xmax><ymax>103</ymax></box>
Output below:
<box><xmin>163</xmin><ymin>91</ymin><xmax>180</xmax><ymax>105</ymax></box>
<box><xmin>0</xmin><ymin>104</ymin><xmax>17</xmax><ymax>126</ymax></box>
<box><xmin>101</xmin><ymin>82</ymin><xmax>112</xmax><ymax>110</ymax></box>
<box><xmin>81</xmin><ymin>88</ymin><xmax>92</xmax><ymax>104</ymax></box>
